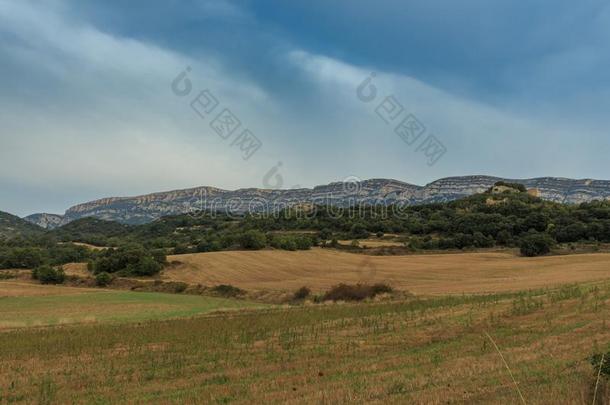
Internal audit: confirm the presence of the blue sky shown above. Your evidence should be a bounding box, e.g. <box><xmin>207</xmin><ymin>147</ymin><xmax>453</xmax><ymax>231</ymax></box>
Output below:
<box><xmin>1</xmin><ymin>0</ymin><xmax>609</xmax><ymax>216</ymax></box>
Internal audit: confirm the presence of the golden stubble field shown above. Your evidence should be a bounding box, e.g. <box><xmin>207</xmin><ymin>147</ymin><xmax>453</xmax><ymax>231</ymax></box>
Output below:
<box><xmin>3</xmin><ymin>250</ymin><xmax>610</xmax><ymax>403</ymax></box>
<box><xmin>163</xmin><ymin>249</ymin><xmax>610</xmax><ymax>295</ymax></box>
<box><xmin>0</xmin><ymin>280</ymin><xmax>99</xmax><ymax>297</ymax></box>
<box><xmin>2</xmin><ymin>282</ymin><xmax>610</xmax><ymax>404</ymax></box>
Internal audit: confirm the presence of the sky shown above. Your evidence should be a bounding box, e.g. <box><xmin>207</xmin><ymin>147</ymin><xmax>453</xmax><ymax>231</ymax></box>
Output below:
<box><xmin>1</xmin><ymin>0</ymin><xmax>609</xmax><ymax>216</ymax></box>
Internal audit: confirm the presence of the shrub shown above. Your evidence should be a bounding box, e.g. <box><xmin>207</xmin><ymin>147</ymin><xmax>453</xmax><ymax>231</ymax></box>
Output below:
<box><xmin>173</xmin><ymin>282</ymin><xmax>188</xmax><ymax>293</ymax></box>
<box><xmin>270</xmin><ymin>236</ymin><xmax>298</xmax><ymax>251</ymax></box>
<box><xmin>196</xmin><ymin>239</ymin><xmax>221</xmax><ymax>253</ymax></box>
<box><xmin>172</xmin><ymin>244</ymin><xmax>189</xmax><ymax>255</ymax></box>
<box><xmin>128</xmin><ymin>256</ymin><xmax>163</xmax><ymax>276</ymax></box>
<box><xmin>283</xmin><ymin>239</ymin><xmax>297</xmax><ymax>251</ymax></box>
<box><xmin>151</xmin><ymin>249</ymin><xmax>168</xmax><ymax>265</ymax></box>
<box><xmin>88</xmin><ymin>246</ymin><xmax>165</xmax><ymax>277</ymax></box>
<box><xmin>32</xmin><ymin>265</ymin><xmax>65</xmax><ymax>285</ymax></box>
<box><xmin>523</xmin><ymin>213</ymin><xmax>550</xmax><ymax>233</ymax></box>
<box><xmin>438</xmin><ymin>237</ymin><xmax>457</xmax><ymax>249</ymax></box>
<box><xmin>408</xmin><ymin>238</ymin><xmax>423</xmax><ymax>250</ymax></box>
<box><xmin>496</xmin><ymin>230</ymin><xmax>513</xmax><ymax>245</ymax></box>
<box><xmin>350</xmin><ymin>223</ymin><xmax>369</xmax><ymax>239</ymax></box>
<box><xmin>318</xmin><ymin>228</ymin><xmax>332</xmax><ymax>240</ymax></box>
<box><xmin>95</xmin><ymin>272</ymin><xmax>112</xmax><ymax>287</ymax></box>
<box><xmin>219</xmin><ymin>234</ymin><xmax>236</xmax><ymax>249</ymax></box>
<box><xmin>238</xmin><ymin>230</ymin><xmax>267</xmax><ymax>250</ymax></box>
<box><xmin>196</xmin><ymin>240</ymin><xmax>221</xmax><ymax>252</ymax></box>
<box><xmin>294</xmin><ymin>236</ymin><xmax>313</xmax><ymax>250</ymax></box>
<box><xmin>370</xmin><ymin>283</ymin><xmax>393</xmax><ymax>295</ymax></box>
<box><xmin>473</xmin><ymin>232</ymin><xmax>495</xmax><ymax>248</ymax></box>
<box><xmin>211</xmin><ymin>284</ymin><xmax>245</xmax><ymax>297</ymax></box>
<box><xmin>322</xmin><ymin>283</ymin><xmax>393</xmax><ymax>302</ymax></box>
<box><xmin>519</xmin><ymin>233</ymin><xmax>555</xmax><ymax>257</ymax></box>
<box><xmin>293</xmin><ymin>286</ymin><xmax>311</xmax><ymax>300</ymax></box>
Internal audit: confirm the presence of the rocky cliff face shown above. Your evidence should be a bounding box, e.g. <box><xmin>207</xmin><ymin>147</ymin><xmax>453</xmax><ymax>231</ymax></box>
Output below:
<box><xmin>413</xmin><ymin>176</ymin><xmax>610</xmax><ymax>205</ymax></box>
<box><xmin>23</xmin><ymin>176</ymin><xmax>610</xmax><ymax>226</ymax></box>
<box><xmin>22</xmin><ymin>213</ymin><xmax>64</xmax><ymax>230</ymax></box>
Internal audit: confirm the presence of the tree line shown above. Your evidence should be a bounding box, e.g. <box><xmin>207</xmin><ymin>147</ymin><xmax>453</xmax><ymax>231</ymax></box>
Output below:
<box><xmin>2</xmin><ymin>182</ymin><xmax>610</xmax><ymax>278</ymax></box>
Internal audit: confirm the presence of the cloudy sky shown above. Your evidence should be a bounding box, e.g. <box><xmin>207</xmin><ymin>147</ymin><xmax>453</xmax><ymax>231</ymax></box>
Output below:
<box><xmin>1</xmin><ymin>0</ymin><xmax>609</xmax><ymax>216</ymax></box>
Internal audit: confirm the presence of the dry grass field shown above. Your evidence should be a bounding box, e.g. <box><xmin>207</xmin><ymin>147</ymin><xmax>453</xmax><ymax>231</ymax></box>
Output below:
<box><xmin>4</xmin><ymin>251</ymin><xmax>610</xmax><ymax>403</ymax></box>
<box><xmin>163</xmin><ymin>249</ymin><xmax>610</xmax><ymax>295</ymax></box>
<box><xmin>0</xmin><ymin>281</ymin><xmax>99</xmax><ymax>297</ymax></box>
<box><xmin>2</xmin><ymin>282</ymin><xmax>610</xmax><ymax>404</ymax></box>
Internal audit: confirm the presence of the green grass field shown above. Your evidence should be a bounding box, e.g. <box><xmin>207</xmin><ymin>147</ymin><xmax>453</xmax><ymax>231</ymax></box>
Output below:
<box><xmin>2</xmin><ymin>282</ymin><xmax>610</xmax><ymax>403</ymax></box>
<box><xmin>0</xmin><ymin>285</ymin><xmax>264</xmax><ymax>329</ymax></box>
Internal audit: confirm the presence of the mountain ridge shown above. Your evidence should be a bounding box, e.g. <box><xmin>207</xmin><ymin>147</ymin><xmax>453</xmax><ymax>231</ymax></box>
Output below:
<box><xmin>23</xmin><ymin>175</ymin><xmax>610</xmax><ymax>228</ymax></box>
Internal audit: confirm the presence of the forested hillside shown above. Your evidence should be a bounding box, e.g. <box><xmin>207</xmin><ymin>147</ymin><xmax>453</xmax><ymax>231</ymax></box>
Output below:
<box><xmin>2</xmin><ymin>183</ymin><xmax>610</xmax><ymax>274</ymax></box>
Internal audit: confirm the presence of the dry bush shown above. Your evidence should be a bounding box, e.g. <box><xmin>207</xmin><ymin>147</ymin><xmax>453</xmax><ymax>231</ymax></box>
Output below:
<box><xmin>322</xmin><ymin>283</ymin><xmax>392</xmax><ymax>302</ymax></box>
<box><xmin>211</xmin><ymin>284</ymin><xmax>245</xmax><ymax>297</ymax></box>
<box><xmin>292</xmin><ymin>286</ymin><xmax>311</xmax><ymax>301</ymax></box>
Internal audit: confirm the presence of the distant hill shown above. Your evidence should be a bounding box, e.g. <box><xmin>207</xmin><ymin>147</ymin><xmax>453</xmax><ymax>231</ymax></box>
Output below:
<box><xmin>5</xmin><ymin>187</ymin><xmax>610</xmax><ymax>259</ymax></box>
<box><xmin>51</xmin><ymin>217</ymin><xmax>131</xmax><ymax>245</ymax></box>
<box><xmin>23</xmin><ymin>175</ymin><xmax>610</xmax><ymax>226</ymax></box>
<box><xmin>23</xmin><ymin>213</ymin><xmax>63</xmax><ymax>230</ymax></box>
<box><xmin>0</xmin><ymin>211</ymin><xmax>44</xmax><ymax>238</ymax></box>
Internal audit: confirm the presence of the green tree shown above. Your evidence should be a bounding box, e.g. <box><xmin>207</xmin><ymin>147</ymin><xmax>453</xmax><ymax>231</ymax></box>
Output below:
<box><xmin>519</xmin><ymin>233</ymin><xmax>555</xmax><ymax>257</ymax></box>
<box><xmin>32</xmin><ymin>265</ymin><xmax>65</xmax><ymax>284</ymax></box>
<box><xmin>95</xmin><ymin>272</ymin><xmax>112</xmax><ymax>287</ymax></box>
<box><xmin>172</xmin><ymin>244</ymin><xmax>189</xmax><ymax>255</ymax></box>
<box><xmin>496</xmin><ymin>230</ymin><xmax>513</xmax><ymax>246</ymax></box>
<box><xmin>131</xmin><ymin>256</ymin><xmax>163</xmax><ymax>276</ymax></box>
<box><xmin>318</xmin><ymin>228</ymin><xmax>332</xmax><ymax>240</ymax></box>
<box><xmin>350</xmin><ymin>223</ymin><xmax>369</xmax><ymax>239</ymax></box>
<box><xmin>238</xmin><ymin>230</ymin><xmax>267</xmax><ymax>250</ymax></box>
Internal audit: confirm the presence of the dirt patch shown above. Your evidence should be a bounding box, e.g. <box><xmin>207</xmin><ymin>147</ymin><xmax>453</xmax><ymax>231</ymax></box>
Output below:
<box><xmin>61</xmin><ymin>242</ymin><xmax>108</xmax><ymax>251</ymax></box>
<box><xmin>62</xmin><ymin>262</ymin><xmax>90</xmax><ymax>277</ymax></box>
